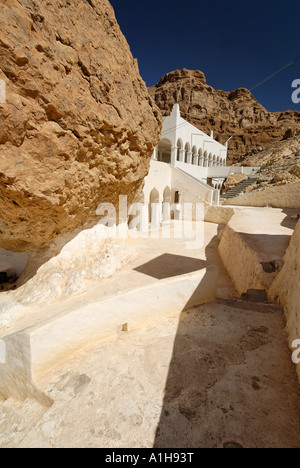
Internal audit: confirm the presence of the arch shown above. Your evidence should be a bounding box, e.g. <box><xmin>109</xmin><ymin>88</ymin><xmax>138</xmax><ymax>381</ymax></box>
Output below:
<box><xmin>198</xmin><ymin>148</ymin><xmax>203</xmax><ymax>166</ymax></box>
<box><xmin>192</xmin><ymin>146</ymin><xmax>198</xmax><ymax>165</ymax></box>
<box><xmin>163</xmin><ymin>186</ymin><xmax>171</xmax><ymax>203</ymax></box>
<box><xmin>204</xmin><ymin>150</ymin><xmax>208</xmax><ymax>167</ymax></box>
<box><xmin>174</xmin><ymin>190</ymin><xmax>181</xmax><ymax>204</ymax></box>
<box><xmin>176</xmin><ymin>138</ymin><xmax>183</xmax><ymax>161</ymax></box>
<box><xmin>208</xmin><ymin>153</ymin><xmax>213</xmax><ymax>167</ymax></box>
<box><xmin>157</xmin><ymin>138</ymin><xmax>172</xmax><ymax>164</ymax></box>
<box><xmin>213</xmin><ymin>154</ymin><xmax>217</xmax><ymax>167</ymax></box>
<box><xmin>184</xmin><ymin>142</ymin><xmax>190</xmax><ymax>164</ymax></box>
<box><xmin>217</xmin><ymin>156</ymin><xmax>220</xmax><ymax>167</ymax></box>
<box><xmin>149</xmin><ymin>187</ymin><xmax>159</xmax><ymax>204</ymax></box>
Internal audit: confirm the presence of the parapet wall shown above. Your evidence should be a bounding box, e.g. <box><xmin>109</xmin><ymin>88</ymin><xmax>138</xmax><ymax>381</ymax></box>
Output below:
<box><xmin>222</xmin><ymin>182</ymin><xmax>300</xmax><ymax>209</ymax></box>
<box><xmin>0</xmin><ymin>266</ymin><xmax>218</xmax><ymax>401</ymax></box>
<box><xmin>204</xmin><ymin>206</ymin><xmax>235</xmax><ymax>225</ymax></box>
<box><xmin>172</xmin><ymin>166</ymin><xmax>214</xmax><ymax>204</ymax></box>
<box><xmin>269</xmin><ymin>221</ymin><xmax>300</xmax><ymax>381</ymax></box>
<box><xmin>217</xmin><ymin>207</ymin><xmax>294</xmax><ymax>296</ymax></box>
<box><xmin>218</xmin><ymin>225</ymin><xmax>267</xmax><ymax>295</ymax></box>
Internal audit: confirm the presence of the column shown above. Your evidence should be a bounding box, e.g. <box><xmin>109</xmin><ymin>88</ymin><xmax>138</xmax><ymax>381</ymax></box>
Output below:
<box><xmin>151</xmin><ymin>203</ymin><xmax>162</xmax><ymax>229</ymax></box>
<box><xmin>214</xmin><ymin>189</ymin><xmax>220</xmax><ymax>206</ymax></box>
<box><xmin>171</xmin><ymin>146</ymin><xmax>177</xmax><ymax>167</ymax></box>
<box><xmin>162</xmin><ymin>202</ymin><xmax>171</xmax><ymax>221</ymax></box>
<box><xmin>187</xmin><ymin>151</ymin><xmax>192</xmax><ymax>165</ymax></box>
<box><xmin>140</xmin><ymin>203</ymin><xmax>149</xmax><ymax>232</ymax></box>
<box><xmin>152</xmin><ymin>146</ymin><xmax>158</xmax><ymax>161</ymax></box>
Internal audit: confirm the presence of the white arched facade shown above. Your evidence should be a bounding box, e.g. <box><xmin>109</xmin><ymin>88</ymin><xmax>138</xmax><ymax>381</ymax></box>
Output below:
<box><xmin>152</xmin><ymin>104</ymin><xmax>228</xmax><ymax>186</ymax></box>
<box><xmin>129</xmin><ymin>104</ymin><xmax>260</xmax><ymax>231</ymax></box>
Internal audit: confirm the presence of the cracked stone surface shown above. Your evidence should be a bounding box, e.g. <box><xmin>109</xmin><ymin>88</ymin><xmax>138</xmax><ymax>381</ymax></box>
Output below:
<box><xmin>1</xmin><ymin>299</ymin><xmax>299</xmax><ymax>448</ymax></box>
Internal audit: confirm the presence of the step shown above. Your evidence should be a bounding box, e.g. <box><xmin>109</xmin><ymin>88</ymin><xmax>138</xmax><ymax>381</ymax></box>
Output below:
<box><xmin>221</xmin><ymin>178</ymin><xmax>258</xmax><ymax>199</ymax></box>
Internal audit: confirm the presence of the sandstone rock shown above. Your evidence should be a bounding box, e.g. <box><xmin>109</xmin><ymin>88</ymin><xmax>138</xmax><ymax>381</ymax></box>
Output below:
<box><xmin>149</xmin><ymin>69</ymin><xmax>300</xmax><ymax>164</ymax></box>
<box><xmin>289</xmin><ymin>164</ymin><xmax>300</xmax><ymax>178</ymax></box>
<box><xmin>271</xmin><ymin>172</ymin><xmax>293</xmax><ymax>184</ymax></box>
<box><xmin>0</xmin><ymin>0</ymin><xmax>162</xmax><ymax>252</ymax></box>
<box><xmin>13</xmin><ymin>224</ymin><xmax>137</xmax><ymax>304</ymax></box>
<box><xmin>268</xmin><ymin>220</ymin><xmax>300</xmax><ymax>381</ymax></box>
<box><xmin>283</xmin><ymin>128</ymin><xmax>295</xmax><ymax>140</ymax></box>
<box><xmin>240</xmin><ymin>136</ymin><xmax>300</xmax><ymax>191</ymax></box>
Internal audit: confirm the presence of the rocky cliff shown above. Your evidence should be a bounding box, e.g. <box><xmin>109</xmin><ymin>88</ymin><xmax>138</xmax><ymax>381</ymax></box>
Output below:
<box><xmin>149</xmin><ymin>69</ymin><xmax>300</xmax><ymax>164</ymax></box>
<box><xmin>269</xmin><ymin>220</ymin><xmax>300</xmax><ymax>382</ymax></box>
<box><xmin>0</xmin><ymin>0</ymin><xmax>162</xmax><ymax>251</ymax></box>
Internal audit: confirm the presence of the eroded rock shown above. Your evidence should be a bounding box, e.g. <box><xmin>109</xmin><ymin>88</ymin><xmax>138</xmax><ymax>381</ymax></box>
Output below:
<box><xmin>0</xmin><ymin>0</ymin><xmax>162</xmax><ymax>251</ymax></box>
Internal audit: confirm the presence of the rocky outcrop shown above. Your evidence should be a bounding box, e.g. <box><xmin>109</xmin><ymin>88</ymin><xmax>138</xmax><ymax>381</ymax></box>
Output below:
<box><xmin>228</xmin><ymin>135</ymin><xmax>300</xmax><ymax>196</ymax></box>
<box><xmin>269</xmin><ymin>220</ymin><xmax>300</xmax><ymax>381</ymax></box>
<box><xmin>0</xmin><ymin>0</ymin><xmax>162</xmax><ymax>251</ymax></box>
<box><xmin>12</xmin><ymin>225</ymin><xmax>136</xmax><ymax>307</ymax></box>
<box><xmin>149</xmin><ymin>69</ymin><xmax>300</xmax><ymax>164</ymax></box>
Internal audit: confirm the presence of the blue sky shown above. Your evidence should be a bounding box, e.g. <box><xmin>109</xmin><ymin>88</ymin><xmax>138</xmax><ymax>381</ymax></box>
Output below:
<box><xmin>109</xmin><ymin>0</ymin><xmax>300</xmax><ymax>112</ymax></box>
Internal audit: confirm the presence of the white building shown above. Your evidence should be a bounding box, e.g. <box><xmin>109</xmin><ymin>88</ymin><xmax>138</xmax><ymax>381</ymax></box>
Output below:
<box><xmin>134</xmin><ymin>104</ymin><xmax>259</xmax><ymax>228</ymax></box>
<box><xmin>153</xmin><ymin>103</ymin><xmax>228</xmax><ymax>189</ymax></box>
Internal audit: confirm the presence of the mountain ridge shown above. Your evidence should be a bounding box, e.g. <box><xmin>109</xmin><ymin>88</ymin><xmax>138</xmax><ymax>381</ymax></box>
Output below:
<box><xmin>148</xmin><ymin>68</ymin><xmax>300</xmax><ymax>164</ymax></box>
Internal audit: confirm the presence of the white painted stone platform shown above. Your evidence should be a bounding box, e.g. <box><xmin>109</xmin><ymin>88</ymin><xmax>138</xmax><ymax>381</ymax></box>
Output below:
<box><xmin>0</xmin><ymin>266</ymin><xmax>218</xmax><ymax>401</ymax></box>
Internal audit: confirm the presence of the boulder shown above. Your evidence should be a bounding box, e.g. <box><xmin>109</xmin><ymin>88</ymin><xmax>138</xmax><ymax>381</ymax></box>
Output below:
<box><xmin>0</xmin><ymin>0</ymin><xmax>162</xmax><ymax>251</ymax></box>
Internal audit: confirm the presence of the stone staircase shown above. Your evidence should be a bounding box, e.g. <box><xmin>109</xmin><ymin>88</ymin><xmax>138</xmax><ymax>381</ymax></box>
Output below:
<box><xmin>221</xmin><ymin>176</ymin><xmax>258</xmax><ymax>200</ymax></box>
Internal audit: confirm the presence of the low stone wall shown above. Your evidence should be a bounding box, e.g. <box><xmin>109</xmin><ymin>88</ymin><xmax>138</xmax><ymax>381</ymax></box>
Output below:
<box><xmin>223</xmin><ymin>182</ymin><xmax>300</xmax><ymax>209</ymax></box>
<box><xmin>218</xmin><ymin>225</ymin><xmax>267</xmax><ymax>295</ymax></box>
<box><xmin>217</xmin><ymin>208</ymin><xmax>291</xmax><ymax>296</ymax></box>
<box><xmin>0</xmin><ymin>266</ymin><xmax>218</xmax><ymax>401</ymax></box>
<box><xmin>204</xmin><ymin>206</ymin><xmax>235</xmax><ymax>225</ymax></box>
<box><xmin>269</xmin><ymin>221</ymin><xmax>300</xmax><ymax>381</ymax></box>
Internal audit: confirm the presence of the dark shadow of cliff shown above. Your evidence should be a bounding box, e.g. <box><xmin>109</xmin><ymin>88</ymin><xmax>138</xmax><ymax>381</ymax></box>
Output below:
<box><xmin>134</xmin><ymin>253</ymin><xmax>207</xmax><ymax>280</ymax></box>
<box><xmin>152</xmin><ymin>231</ymin><xmax>300</xmax><ymax>449</ymax></box>
<box><xmin>280</xmin><ymin>209</ymin><xmax>299</xmax><ymax>230</ymax></box>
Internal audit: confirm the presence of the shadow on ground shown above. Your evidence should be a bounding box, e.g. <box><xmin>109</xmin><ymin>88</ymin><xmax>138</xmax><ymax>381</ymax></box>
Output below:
<box><xmin>280</xmin><ymin>209</ymin><xmax>299</xmax><ymax>230</ymax></box>
<box><xmin>154</xmin><ymin>299</ymin><xmax>300</xmax><ymax>448</ymax></box>
<box><xmin>134</xmin><ymin>254</ymin><xmax>207</xmax><ymax>280</ymax></box>
<box><xmin>153</xmin><ymin>232</ymin><xmax>300</xmax><ymax>448</ymax></box>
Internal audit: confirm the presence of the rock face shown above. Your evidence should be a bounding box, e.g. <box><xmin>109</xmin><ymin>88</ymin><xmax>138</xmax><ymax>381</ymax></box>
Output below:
<box><xmin>149</xmin><ymin>69</ymin><xmax>300</xmax><ymax>164</ymax></box>
<box><xmin>0</xmin><ymin>0</ymin><xmax>162</xmax><ymax>251</ymax></box>
<box><xmin>227</xmin><ymin>135</ymin><xmax>300</xmax><ymax>196</ymax></box>
<box><xmin>269</xmin><ymin>220</ymin><xmax>300</xmax><ymax>381</ymax></box>
<box><xmin>12</xmin><ymin>225</ymin><xmax>137</xmax><ymax>308</ymax></box>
